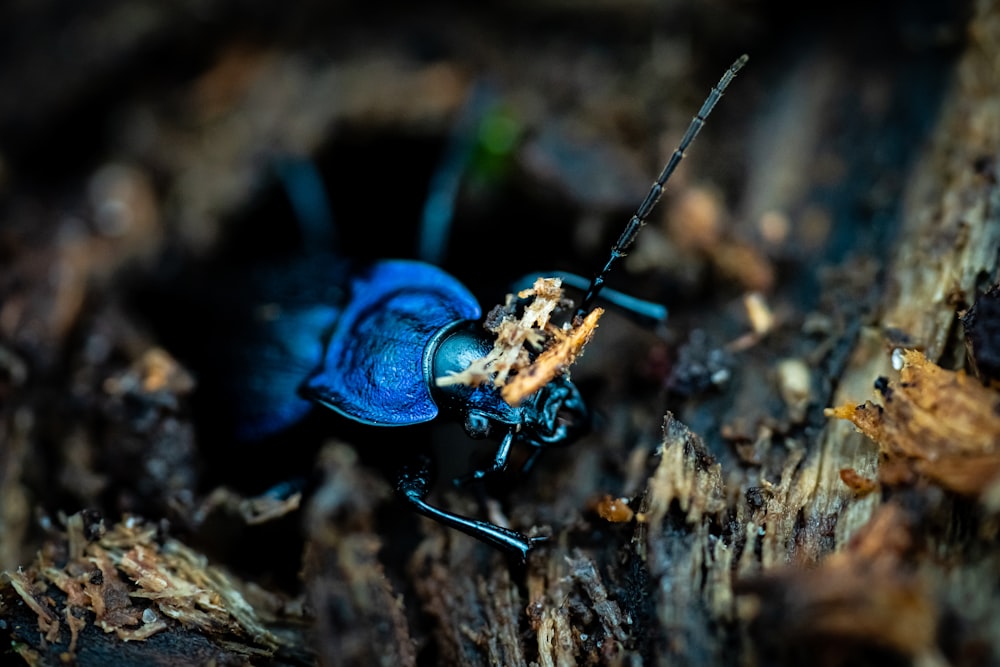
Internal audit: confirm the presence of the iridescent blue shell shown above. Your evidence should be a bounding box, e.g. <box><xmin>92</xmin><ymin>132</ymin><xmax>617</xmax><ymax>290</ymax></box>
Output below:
<box><xmin>304</xmin><ymin>260</ymin><xmax>481</xmax><ymax>425</ymax></box>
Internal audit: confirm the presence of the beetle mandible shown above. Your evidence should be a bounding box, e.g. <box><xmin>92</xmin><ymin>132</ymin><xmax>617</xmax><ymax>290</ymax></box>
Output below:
<box><xmin>221</xmin><ymin>55</ymin><xmax>747</xmax><ymax>560</ymax></box>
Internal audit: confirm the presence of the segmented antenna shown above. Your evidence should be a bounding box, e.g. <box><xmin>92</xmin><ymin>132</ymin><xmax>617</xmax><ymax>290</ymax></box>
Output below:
<box><xmin>575</xmin><ymin>54</ymin><xmax>748</xmax><ymax>320</ymax></box>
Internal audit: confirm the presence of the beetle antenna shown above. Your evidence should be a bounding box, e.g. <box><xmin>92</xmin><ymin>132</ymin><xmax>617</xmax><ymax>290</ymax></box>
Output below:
<box><xmin>575</xmin><ymin>54</ymin><xmax>748</xmax><ymax>321</ymax></box>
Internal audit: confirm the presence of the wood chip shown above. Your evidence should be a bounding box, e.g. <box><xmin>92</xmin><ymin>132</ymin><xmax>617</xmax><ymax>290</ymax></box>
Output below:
<box><xmin>826</xmin><ymin>349</ymin><xmax>1000</xmax><ymax>495</ymax></box>
<box><xmin>436</xmin><ymin>277</ymin><xmax>602</xmax><ymax>406</ymax></box>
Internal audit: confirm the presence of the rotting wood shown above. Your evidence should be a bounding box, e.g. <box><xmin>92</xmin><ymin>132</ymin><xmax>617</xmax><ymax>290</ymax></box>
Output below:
<box><xmin>0</xmin><ymin>2</ymin><xmax>997</xmax><ymax>666</ymax></box>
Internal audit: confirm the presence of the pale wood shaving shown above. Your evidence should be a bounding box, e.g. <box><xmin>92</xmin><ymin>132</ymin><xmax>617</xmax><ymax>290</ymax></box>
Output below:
<box><xmin>435</xmin><ymin>277</ymin><xmax>603</xmax><ymax>406</ymax></box>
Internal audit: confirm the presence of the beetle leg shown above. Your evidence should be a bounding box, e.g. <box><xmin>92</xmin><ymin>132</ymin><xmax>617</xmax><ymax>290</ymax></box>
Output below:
<box><xmin>528</xmin><ymin>379</ymin><xmax>589</xmax><ymax>447</ymax></box>
<box><xmin>272</xmin><ymin>157</ymin><xmax>337</xmax><ymax>253</ymax></box>
<box><xmin>417</xmin><ymin>82</ymin><xmax>497</xmax><ymax>266</ymax></box>
<box><xmin>396</xmin><ymin>454</ymin><xmax>546</xmax><ymax>561</ymax></box>
<box><xmin>452</xmin><ymin>429</ymin><xmax>514</xmax><ymax>488</ymax></box>
<box><xmin>519</xmin><ymin>446</ymin><xmax>544</xmax><ymax>475</ymax></box>
<box><xmin>511</xmin><ymin>271</ymin><xmax>667</xmax><ymax>326</ymax></box>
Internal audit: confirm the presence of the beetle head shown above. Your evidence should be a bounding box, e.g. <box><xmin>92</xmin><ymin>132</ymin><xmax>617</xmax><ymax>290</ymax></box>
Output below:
<box><xmin>430</xmin><ymin>322</ymin><xmax>589</xmax><ymax>449</ymax></box>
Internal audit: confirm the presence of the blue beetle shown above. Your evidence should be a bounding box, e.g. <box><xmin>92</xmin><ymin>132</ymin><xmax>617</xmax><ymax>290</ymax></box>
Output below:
<box><xmin>205</xmin><ymin>56</ymin><xmax>746</xmax><ymax>560</ymax></box>
<box><xmin>216</xmin><ymin>254</ymin><xmax>589</xmax><ymax>557</ymax></box>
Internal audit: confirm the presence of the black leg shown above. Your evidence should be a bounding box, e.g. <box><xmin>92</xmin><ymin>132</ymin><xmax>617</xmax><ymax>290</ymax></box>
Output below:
<box><xmin>519</xmin><ymin>447</ymin><xmax>544</xmax><ymax>475</ymax></box>
<box><xmin>452</xmin><ymin>430</ymin><xmax>514</xmax><ymax>488</ymax></box>
<box><xmin>512</xmin><ymin>271</ymin><xmax>668</xmax><ymax>327</ymax></box>
<box><xmin>396</xmin><ymin>454</ymin><xmax>546</xmax><ymax>561</ymax></box>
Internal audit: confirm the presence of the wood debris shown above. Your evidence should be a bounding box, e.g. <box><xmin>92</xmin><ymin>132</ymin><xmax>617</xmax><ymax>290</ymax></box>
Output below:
<box><xmin>527</xmin><ymin>552</ymin><xmax>631</xmax><ymax>665</ymax></box>
<box><xmin>962</xmin><ymin>283</ymin><xmax>1000</xmax><ymax>385</ymax></box>
<box><xmin>0</xmin><ymin>512</ymin><xmax>305</xmax><ymax>664</ymax></box>
<box><xmin>303</xmin><ymin>443</ymin><xmax>414</xmax><ymax>667</ymax></box>
<box><xmin>738</xmin><ymin>503</ymin><xmax>938</xmax><ymax>663</ymax></box>
<box><xmin>435</xmin><ymin>277</ymin><xmax>602</xmax><ymax>406</ymax></box>
<box><xmin>102</xmin><ymin>347</ymin><xmax>195</xmax><ymax>397</ymax></box>
<box><xmin>591</xmin><ymin>495</ymin><xmax>635</xmax><ymax>523</ymax></box>
<box><xmin>727</xmin><ymin>292</ymin><xmax>776</xmax><ymax>352</ymax></box>
<box><xmin>826</xmin><ymin>348</ymin><xmax>1000</xmax><ymax>496</ymax></box>
<box><xmin>838</xmin><ymin>468</ymin><xmax>879</xmax><ymax>497</ymax></box>
<box><xmin>642</xmin><ymin>413</ymin><xmax>727</xmax><ymax>529</ymax></box>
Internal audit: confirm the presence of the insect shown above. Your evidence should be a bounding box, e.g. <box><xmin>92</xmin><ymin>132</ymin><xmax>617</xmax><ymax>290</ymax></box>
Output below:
<box><xmin>205</xmin><ymin>55</ymin><xmax>747</xmax><ymax>560</ymax></box>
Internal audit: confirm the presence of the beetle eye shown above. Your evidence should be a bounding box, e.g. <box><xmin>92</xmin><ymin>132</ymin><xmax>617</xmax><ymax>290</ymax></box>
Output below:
<box><xmin>464</xmin><ymin>412</ymin><xmax>491</xmax><ymax>439</ymax></box>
